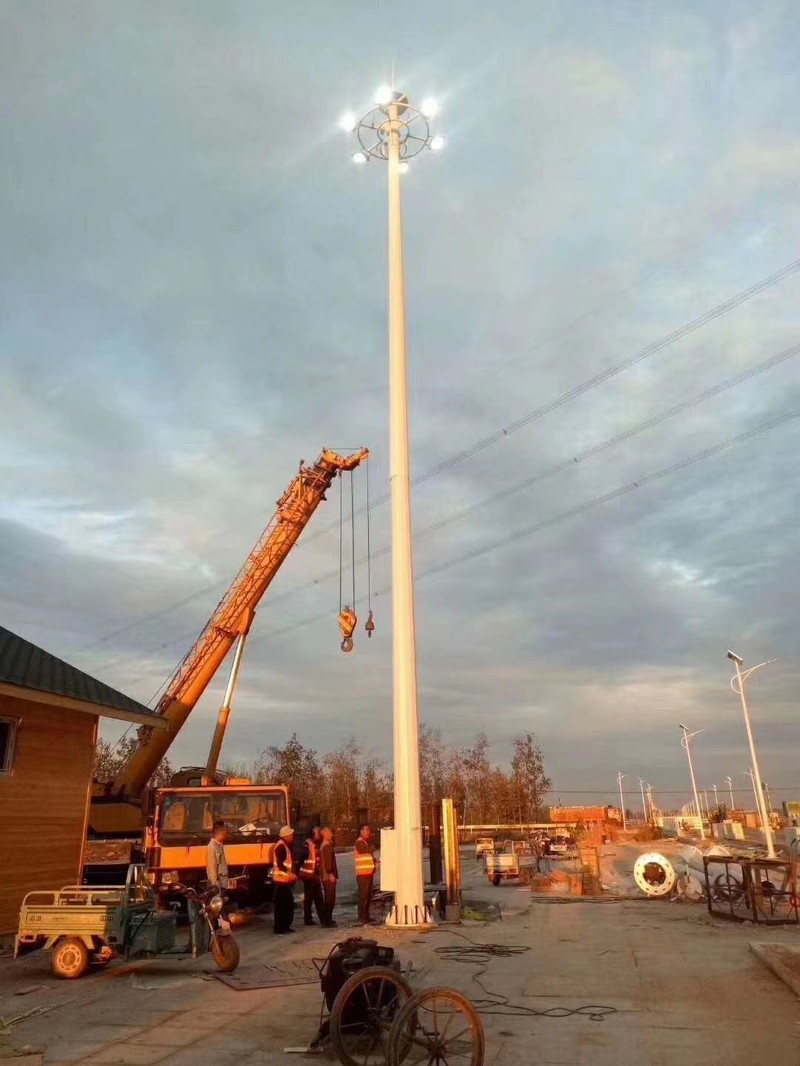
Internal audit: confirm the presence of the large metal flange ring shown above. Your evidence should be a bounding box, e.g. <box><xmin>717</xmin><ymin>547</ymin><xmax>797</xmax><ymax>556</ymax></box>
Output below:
<box><xmin>634</xmin><ymin>852</ymin><xmax>677</xmax><ymax>898</ymax></box>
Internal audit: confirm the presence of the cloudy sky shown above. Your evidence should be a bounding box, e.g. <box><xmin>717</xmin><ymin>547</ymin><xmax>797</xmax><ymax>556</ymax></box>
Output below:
<box><xmin>2</xmin><ymin>1</ymin><xmax>799</xmax><ymax>812</ymax></box>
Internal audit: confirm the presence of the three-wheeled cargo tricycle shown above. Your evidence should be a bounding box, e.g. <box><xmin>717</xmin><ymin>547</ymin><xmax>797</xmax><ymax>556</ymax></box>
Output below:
<box><xmin>15</xmin><ymin>863</ymin><xmax>239</xmax><ymax>979</ymax></box>
<box><xmin>485</xmin><ymin>842</ymin><xmax>537</xmax><ymax>886</ymax></box>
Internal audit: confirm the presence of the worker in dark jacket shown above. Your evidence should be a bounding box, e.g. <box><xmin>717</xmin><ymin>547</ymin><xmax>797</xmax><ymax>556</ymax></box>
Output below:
<box><xmin>272</xmin><ymin>826</ymin><xmax>297</xmax><ymax>935</ymax></box>
<box><xmin>354</xmin><ymin>824</ymin><xmax>378</xmax><ymax>925</ymax></box>
<box><xmin>319</xmin><ymin>826</ymin><xmax>338</xmax><ymax>927</ymax></box>
<box><xmin>300</xmin><ymin>825</ymin><xmax>325</xmax><ymax>926</ymax></box>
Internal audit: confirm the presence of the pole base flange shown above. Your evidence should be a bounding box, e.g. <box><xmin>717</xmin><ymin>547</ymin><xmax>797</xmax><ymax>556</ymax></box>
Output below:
<box><xmin>384</xmin><ymin>903</ymin><xmax>434</xmax><ymax>927</ymax></box>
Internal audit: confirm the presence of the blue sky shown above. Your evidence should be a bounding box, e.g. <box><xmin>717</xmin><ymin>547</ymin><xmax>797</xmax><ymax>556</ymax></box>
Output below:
<box><xmin>1</xmin><ymin>1</ymin><xmax>799</xmax><ymax>810</ymax></box>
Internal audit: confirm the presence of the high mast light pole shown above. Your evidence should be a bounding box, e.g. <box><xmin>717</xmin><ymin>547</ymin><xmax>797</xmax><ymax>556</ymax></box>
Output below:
<box><xmin>340</xmin><ymin>84</ymin><xmax>444</xmax><ymax>926</ymax></box>
<box><xmin>725</xmin><ymin>775</ymin><xmax>735</xmax><ymax>810</ymax></box>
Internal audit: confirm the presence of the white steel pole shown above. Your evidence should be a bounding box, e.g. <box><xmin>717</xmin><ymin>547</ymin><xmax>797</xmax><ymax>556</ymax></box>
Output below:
<box><xmin>725</xmin><ymin>775</ymin><xmax>735</xmax><ymax>810</ymax></box>
<box><xmin>385</xmin><ymin>95</ymin><xmax>429</xmax><ymax>926</ymax></box>
<box><xmin>745</xmin><ymin>768</ymin><xmax>760</xmax><ymax>821</ymax></box>
<box><xmin>680</xmin><ymin>725</ymin><xmax>706</xmax><ymax>839</ymax></box>
<box><xmin>731</xmin><ymin>656</ymin><xmax>776</xmax><ymax>859</ymax></box>
<box><xmin>712</xmin><ymin>784</ymin><xmax>719</xmax><ymax>810</ymax></box>
<box><xmin>639</xmin><ymin>778</ymin><xmax>647</xmax><ymax>824</ymax></box>
<box><xmin>617</xmin><ymin>771</ymin><xmax>627</xmax><ymax>831</ymax></box>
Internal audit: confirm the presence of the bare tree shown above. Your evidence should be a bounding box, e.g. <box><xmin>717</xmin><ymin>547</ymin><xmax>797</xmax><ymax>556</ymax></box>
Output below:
<box><xmin>511</xmin><ymin>733</ymin><xmax>551</xmax><ymax>822</ymax></box>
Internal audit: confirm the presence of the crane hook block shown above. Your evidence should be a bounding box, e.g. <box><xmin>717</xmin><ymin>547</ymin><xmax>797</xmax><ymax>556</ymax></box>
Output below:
<box><xmin>365</xmin><ymin>610</ymin><xmax>375</xmax><ymax>638</ymax></box>
<box><xmin>338</xmin><ymin>607</ymin><xmax>357</xmax><ymax>653</ymax></box>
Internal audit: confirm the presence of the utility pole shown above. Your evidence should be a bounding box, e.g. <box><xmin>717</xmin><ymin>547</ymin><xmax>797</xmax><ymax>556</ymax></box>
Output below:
<box><xmin>728</xmin><ymin>651</ymin><xmax>776</xmax><ymax>860</ymax></box>
<box><xmin>617</xmin><ymin>771</ymin><xmax>627</xmax><ymax>831</ymax></box>
<box><xmin>639</xmin><ymin>778</ymin><xmax>647</xmax><ymax>825</ymax></box>
<box><xmin>341</xmin><ymin>85</ymin><xmax>444</xmax><ymax>925</ymax></box>
<box><xmin>725</xmin><ymin>775</ymin><xmax>735</xmax><ymax>810</ymax></box>
<box><xmin>679</xmin><ymin>723</ymin><xmax>706</xmax><ymax>839</ymax></box>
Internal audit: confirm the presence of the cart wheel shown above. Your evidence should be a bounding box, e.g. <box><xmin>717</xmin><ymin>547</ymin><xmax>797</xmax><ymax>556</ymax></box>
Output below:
<box><xmin>491</xmin><ymin>874</ymin><xmax>501</xmax><ymax>887</ymax></box>
<box><xmin>330</xmin><ymin>965</ymin><xmax>412</xmax><ymax>1066</ymax></box>
<box><xmin>387</xmin><ymin>986</ymin><xmax>484</xmax><ymax>1066</ymax></box>
<box><xmin>51</xmin><ymin>937</ymin><xmax>90</xmax><ymax>980</ymax></box>
<box><xmin>211</xmin><ymin>933</ymin><xmax>240</xmax><ymax>972</ymax></box>
<box><xmin>713</xmin><ymin>873</ymin><xmax>745</xmax><ymax>903</ymax></box>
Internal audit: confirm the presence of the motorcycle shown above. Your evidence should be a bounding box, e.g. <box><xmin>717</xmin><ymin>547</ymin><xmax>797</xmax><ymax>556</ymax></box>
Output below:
<box><xmin>174</xmin><ymin>883</ymin><xmax>240</xmax><ymax>973</ymax></box>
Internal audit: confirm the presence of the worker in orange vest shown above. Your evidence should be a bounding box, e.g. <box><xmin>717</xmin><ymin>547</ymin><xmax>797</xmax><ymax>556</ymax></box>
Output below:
<box><xmin>300</xmin><ymin>825</ymin><xmax>325</xmax><ymax>926</ymax></box>
<box><xmin>272</xmin><ymin>826</ymin><xmax>297</xmax><ymax>935</ymax></box>
<box><xmin>354</xmin><ymin>824</ymin><xmax>378</xmax><ymax>925</ymax></box>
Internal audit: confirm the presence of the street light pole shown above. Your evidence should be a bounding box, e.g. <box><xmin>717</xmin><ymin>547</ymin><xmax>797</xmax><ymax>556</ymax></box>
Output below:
<box><xmin>646</xmin><ymin>784</ymin><xmax>654</xmax><ymax>823</ymax></box>
<box><xmin>743</xmin><ymin>768</ymin><xmax>760</xmax><ymax>822</ymax></box>
<box><xmin>639</xmin><ymin>777</ymin><xmax>647</xmax><ymax>825</ymax></box>
<box><xmin>727</xmin><ymin>651</ymin><xmax>776</xmax><ymax>860</ymax></box>
<box><xmin>712</xmin><ymin>783</ymin><xmax>719</xmax><ymax>811</ymax></box>
<box><xmin>679</xmin><ymin>723</ymin><xmax>706</xmax><ymax>839</ymax></box>
<box><xmin>725</xmin><ymin>775</ymin><xmax>735</xmax><ymax>811</ymax></box>
<box><xmin>342</xmin><ymin>86</ymin><xmax>444</xmax><ymax>926</ymax></box>
<box><xmin>617</xmin><ymin>771</ymin><xmax>627</xmax><ymax>831</ymax></box>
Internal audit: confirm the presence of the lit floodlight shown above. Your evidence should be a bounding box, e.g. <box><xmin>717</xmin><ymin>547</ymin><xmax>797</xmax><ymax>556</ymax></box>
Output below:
<box><xmin>352</xmin><ymin>150</ymin><xmax>368</xmax><ymax>164</ymax></box>
<box><xmin>420</xmin><ymin>97</ymin><xmax>439</xmax><ymax>118</ymax></box>
<box><xmin>339</xmin><ymin>112</ymin><xmax>357</xmax><ymax>132</ymax></box>
<box><xmin>398</xmin><ymin>161</ymin><xmax>409</xmax><ymax>174</ymax></box>
<box><xmin>430</xmin><ymin>135</ymin><xmax>445</xmax><ymax>151</ymax></box>
<box><xmin>375</xmin><ymin>85</ymin><xmax>393</xmax><ymax>105</ymax></box>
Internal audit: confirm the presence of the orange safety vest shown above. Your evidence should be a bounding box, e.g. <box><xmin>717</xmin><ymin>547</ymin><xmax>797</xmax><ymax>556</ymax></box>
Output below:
<box><xmin>300</xmin><ymin>839</ymin><xmax>318</xmax><ymax>880</ymax></box>
<box><xmin>354</xmin><ymin>836</ymin><xmax>376</xmax><ymax>877</ymax></box>
<box><xmin>273</xmin><ymin>840</ymin><xmax>297</xmax><ymax>884</ymax></box>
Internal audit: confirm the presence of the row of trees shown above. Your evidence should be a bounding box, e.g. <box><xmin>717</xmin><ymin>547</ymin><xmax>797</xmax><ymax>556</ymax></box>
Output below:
<box><xmin>94</xmin><ymin>727</ymin><xmax>551</xmax><ymax>831</ymax></box>
<box><xmin>224</xmin><ymin>728</ymin><xmax>551</xmax><ymax>829</ymax></box>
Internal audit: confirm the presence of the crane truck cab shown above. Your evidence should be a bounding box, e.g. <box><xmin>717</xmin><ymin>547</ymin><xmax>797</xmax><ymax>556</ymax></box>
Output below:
<box><xmin>145</xmin><ymin>783</ymin><xmax>290</xmax><ymax>909</ymax></box>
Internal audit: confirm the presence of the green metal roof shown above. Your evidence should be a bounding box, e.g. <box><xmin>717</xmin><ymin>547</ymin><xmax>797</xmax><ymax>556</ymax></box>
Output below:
<box><xmin>0</xmin><ymin>625</ymin><xmax>158</xmax><ymax>722</ymax></box>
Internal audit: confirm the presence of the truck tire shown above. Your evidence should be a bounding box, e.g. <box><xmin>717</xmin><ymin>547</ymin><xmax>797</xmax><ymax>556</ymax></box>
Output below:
<box><xmin>211</xmin><ymin>934</ymin><xmax>240</xmax><ymax>973</ymax></box>
<box><xmin>51</xmin><ymin>937</ymin><xmax>90</xmax><ymax>980</ymax></box>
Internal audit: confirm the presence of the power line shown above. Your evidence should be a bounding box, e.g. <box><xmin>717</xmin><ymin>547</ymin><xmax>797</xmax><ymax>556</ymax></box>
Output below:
<box><xmin>253</xmin><ymin>340</ymin><xmax>800</xmax><ymax>605</ymax></box>
<box><xmin>246</xmin><ymin>406</ymin><xmax>799</xmax><ymax>648</ymax></box>
<box><xmin>75</xmin><ymin>257</ymin><xmax>800</xmax><ymax>662</ymax></box>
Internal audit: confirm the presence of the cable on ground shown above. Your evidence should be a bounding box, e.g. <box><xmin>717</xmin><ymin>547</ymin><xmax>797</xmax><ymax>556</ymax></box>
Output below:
<box><xmin>431</xmin><ymin>928</ymin><xmax>619</xmax><ymax>1023</ymax></box>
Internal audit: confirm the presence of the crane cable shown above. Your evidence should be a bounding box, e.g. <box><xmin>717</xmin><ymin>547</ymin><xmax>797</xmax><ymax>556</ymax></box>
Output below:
<box><xmin>365</xmin><ymin>463</ymin><xmax>374</xmax><ymax>638</ymax></box>
<box><xmin>337</xmin><ymin>470</ymin><xmax>357</xmax><ymax>653</ymax></box>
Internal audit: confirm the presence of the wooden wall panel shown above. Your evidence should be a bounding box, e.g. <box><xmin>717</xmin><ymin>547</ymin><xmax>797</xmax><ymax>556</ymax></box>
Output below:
<box><xmin>0</xmin><ymin>695</ymin><xmax>96</xmax><ymax>934</ymax></box>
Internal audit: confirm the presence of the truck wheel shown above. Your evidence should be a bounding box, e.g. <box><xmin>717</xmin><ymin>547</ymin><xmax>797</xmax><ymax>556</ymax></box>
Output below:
<box><xmin>51</xmin><ymin>937</ymin><xmax>90</xmax><ymax>980</ymax></box>
<box><xmin>491</xmin><ymin>874</ymin><xmax>501</xmax><ymax>887</ymax></box>
<box><xmin>211</xmin><ymin>934</ymin><xmax>240</xmax><ymax>973</ymax></box>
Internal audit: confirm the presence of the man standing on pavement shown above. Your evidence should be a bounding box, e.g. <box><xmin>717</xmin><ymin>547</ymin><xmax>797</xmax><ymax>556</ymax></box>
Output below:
<box><xmin>206</xmin><ymin>820</ymin><xmax>229</xmax><ymax>890</ymax></box>
<box><xmin>354</xmin><ymin>823</ymin><xmax>378</xmax><ymax>925</ymax></box>
<box><xmin>272</xmin><ymin>826</ymin><xmax>297</xmax><ymax>935</ymax></box>
<box><xmin>300</xmin><ymin>825</ymin><xmax>325</xmax><ymax>926</ymax></box>
<box><xmin>319</xmin><ymin>826</ymin><xmax>338</xmax><ymax>927</ymax></box>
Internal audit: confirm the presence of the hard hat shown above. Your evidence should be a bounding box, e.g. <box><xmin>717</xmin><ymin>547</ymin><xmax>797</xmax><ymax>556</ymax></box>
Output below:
<box><xmin>279</xmin><ymin>825</ymin><xmax>295</xmax><ymax>839</ymax></box>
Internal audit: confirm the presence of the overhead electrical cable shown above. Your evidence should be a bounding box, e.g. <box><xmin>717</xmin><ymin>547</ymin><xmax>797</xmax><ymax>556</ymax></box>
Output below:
<box><xmin>75</xmin><ymin>258</ymin><xmax>800</xmax><ymax>659</ymax></box>
<box><xmin>245</xmin><ymin>407</ymin><xmax>799</xmax><ymax>648</ymax></box>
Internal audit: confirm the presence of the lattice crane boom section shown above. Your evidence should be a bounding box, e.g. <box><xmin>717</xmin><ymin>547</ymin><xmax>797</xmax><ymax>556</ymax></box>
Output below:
<box><xmin>112</xmin><ymin>447</ymin><xmax>368</xmax><ymax>798</ymax></box>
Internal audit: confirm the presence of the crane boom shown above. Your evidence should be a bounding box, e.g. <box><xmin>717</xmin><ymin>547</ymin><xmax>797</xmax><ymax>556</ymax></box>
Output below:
<box><xmin>110</xmin><ymin>447</ymin><xmax>368</xmax><ymax>800</ymax></box>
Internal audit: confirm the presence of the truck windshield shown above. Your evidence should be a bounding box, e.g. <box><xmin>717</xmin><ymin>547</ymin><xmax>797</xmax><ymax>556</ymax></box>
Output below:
<box><xmin>158</xmin><ymin>790</ymin><xmax>287</xmax><ymax>843</ymax></box>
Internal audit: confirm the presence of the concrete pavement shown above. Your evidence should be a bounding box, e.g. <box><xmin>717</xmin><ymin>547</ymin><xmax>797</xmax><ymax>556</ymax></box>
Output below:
<box><xmin>1</xmin><ymin>848</ymin><xmax>798</xmax><ymax>1064</ymax></box>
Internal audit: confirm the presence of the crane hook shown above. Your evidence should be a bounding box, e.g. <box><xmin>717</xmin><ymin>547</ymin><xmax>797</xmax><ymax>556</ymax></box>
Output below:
<box><xmin>365</xmin><ymin>610</ymin><xmax>375</xmax><ymax>638</ymax></box>
<box><xmin>338</xmin><ymin>606</ymin><xmax>357</xmax><ymax>654</ymax></box>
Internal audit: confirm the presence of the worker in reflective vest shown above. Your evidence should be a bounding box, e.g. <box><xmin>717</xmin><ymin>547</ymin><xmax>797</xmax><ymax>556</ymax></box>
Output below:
<box><xmin>354</xmin><ymin>823</ymin><xmax>378</xmax><ymax>925</ymax></box>
<box><xmin>300</xmin><ymin>825</ymin><xmax>325</xmax><ymax>926</ymax></box>
<box><xmin>272</xmin><ymin>826</ymin><xmax>297</xmax><ymax>935</ymax></box>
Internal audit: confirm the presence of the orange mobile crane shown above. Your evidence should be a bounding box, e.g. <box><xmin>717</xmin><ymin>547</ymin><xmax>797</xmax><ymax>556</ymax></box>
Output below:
<box><xmin>86</xmin><ymin>448</ymin><xmax>368</xmax><ymax>900</ymax></box>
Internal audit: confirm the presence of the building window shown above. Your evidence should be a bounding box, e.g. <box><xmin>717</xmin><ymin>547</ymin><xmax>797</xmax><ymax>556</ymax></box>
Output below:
<box><xmin>0</xmin><ymin>717</ymin><xmax>18</xmax><ymax>774</ymax></box>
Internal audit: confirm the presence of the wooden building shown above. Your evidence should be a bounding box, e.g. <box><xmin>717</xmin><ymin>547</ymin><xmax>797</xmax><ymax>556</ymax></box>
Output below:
<box><xmin>0</xmin><ymin>625</ymin><xmax>166</xmax><ymax>934</ymax></box>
